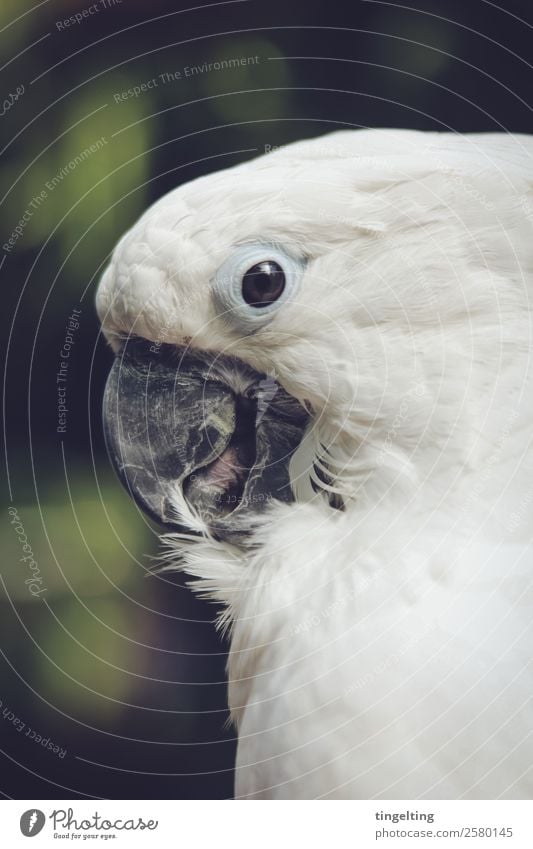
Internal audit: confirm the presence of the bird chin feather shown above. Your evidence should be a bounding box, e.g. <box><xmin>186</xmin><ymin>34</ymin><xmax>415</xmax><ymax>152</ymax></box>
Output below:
<box><xmin>155</xmin><ymin>422</ymin><xmax>352</xmax><ymax>634</ymax></box>
<box><xmin>157</xmin><ymin>485</ymin><xmax>297</xmax><ymax>636</ymax></box>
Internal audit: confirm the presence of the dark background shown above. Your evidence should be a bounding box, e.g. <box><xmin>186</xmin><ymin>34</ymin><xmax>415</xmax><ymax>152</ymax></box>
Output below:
<box><xmin>1</xmin><ymin>0</ymin><xmax>532</xmax><ymax>799</ymax></box>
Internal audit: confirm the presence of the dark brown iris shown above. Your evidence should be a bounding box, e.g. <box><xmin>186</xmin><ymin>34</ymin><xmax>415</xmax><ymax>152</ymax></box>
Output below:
<box><xmin>242</xmin><ymin>260</ymin><xmax>286</xmax><ymax>308</ymax></box>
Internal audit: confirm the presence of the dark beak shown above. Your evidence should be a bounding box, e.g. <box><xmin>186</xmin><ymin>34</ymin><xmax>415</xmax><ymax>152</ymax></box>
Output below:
<box><xmin>103</xmin><ymin>338</ymin><xmax>308</xmax><ymax>543</ymax></box>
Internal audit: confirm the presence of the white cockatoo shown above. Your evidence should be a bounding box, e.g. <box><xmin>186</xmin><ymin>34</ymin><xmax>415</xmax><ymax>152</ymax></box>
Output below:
<box><xmin>97</xmin><ymin>129</ymin><xmax>533</xmax><ymax>799</ymax></box>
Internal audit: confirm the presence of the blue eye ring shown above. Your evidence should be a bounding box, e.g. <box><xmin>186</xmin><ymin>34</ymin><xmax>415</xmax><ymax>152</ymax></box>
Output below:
<box><xmin>212</xmin><ymin>243</ymin><xmax>305</xmax><ymax>333</ymax></box>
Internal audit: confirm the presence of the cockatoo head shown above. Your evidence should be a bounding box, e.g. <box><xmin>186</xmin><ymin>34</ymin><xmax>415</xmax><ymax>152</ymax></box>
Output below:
<box><xmin>97</xmin><ymin>131</ymin><xmax>433</xmax><ymax>540</ymax></box>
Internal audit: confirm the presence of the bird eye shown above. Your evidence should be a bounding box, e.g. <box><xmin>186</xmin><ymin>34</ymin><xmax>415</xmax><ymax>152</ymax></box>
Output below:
<box><xmin>212</xmin><ymin>243</ymin><xmax>304</xmax><ymax>332</ymax></box>
<box><xmin>242</xmin><ymin>260</ymin><xmax>285</xmax><ymax>307</ymax></box>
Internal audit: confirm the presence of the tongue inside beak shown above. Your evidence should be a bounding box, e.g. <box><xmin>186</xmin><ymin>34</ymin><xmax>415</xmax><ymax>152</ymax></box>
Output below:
<box><xmin>198</xmin><ymin>447</ymin><xmax>246</xmax><ymax>491</ymax></box>
<box><xmin>183</xmin><ymin>393</ymin><xmax>258</xmax><ymax>522</ymax></box>
<box><xmin>103</xmin><ymin>340</ymin><xmax>308</xmax><ymax>543</ymax></box>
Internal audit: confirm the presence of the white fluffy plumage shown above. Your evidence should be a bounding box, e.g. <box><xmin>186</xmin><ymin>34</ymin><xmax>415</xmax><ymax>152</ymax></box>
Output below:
<box><xmin>97</xmin><ymin>129</ymin><xmax>533</xmax><ymax>799</ymax></box>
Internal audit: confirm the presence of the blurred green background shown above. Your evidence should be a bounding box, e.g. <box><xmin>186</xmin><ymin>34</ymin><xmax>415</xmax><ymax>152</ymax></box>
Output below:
<box><xmin>1</xmin><ymin>0</ymin><xmax>533</xmax><ymax>799</ymax></box>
